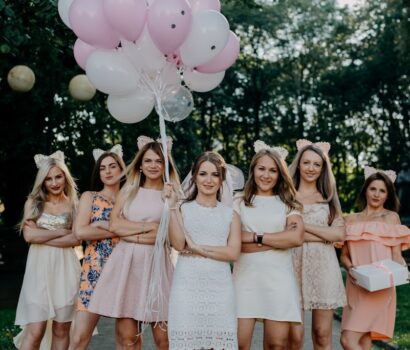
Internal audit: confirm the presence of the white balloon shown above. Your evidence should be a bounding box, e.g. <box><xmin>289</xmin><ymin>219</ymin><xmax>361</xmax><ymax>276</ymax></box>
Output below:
<box><xmin>107</xmin><ymin>89</ymin><xmax>154</xmax><ymax>123</ymax></box>
<box><xmin>180</xmin><ymin>10</ymin><xmax>229</xmax><ymax>67</ymax></box>
<box><xmin>161</xmin><ymin>64</ymin><xmax>181</xmax><ymax>88</ymax></box>
<box><xmin>58</xmin><ymin>0</ymin><xmax>74</xmax><ymax>28</ymax></box>
<box><xmin>183</xmin><ymin>69</ymin><xmax>225</xmax><ymax>92</ymax></box>
<box><xmin>86</xmin><ymin>49</ymin><xmax>139</xmax><ymax>95</ymax></box>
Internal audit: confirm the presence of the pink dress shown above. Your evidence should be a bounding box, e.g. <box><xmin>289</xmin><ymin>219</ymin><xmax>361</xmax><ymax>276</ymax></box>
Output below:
<box><xmin>88</xmin><ymin>187</ymin><xmax>173</xmax><ymax>322</ymax></box>
<box><xmin>341</xmin><ymin>222</ymin><xmax>410</xmax><ymax>340</ymax></box>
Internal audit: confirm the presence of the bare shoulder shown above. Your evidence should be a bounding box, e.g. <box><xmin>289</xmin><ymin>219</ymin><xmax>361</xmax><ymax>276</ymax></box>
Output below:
<box><xmin>79</xmin><ymin>191</ymin><xmax>94</xmax><ymax>202</ymax></box>
<box><xmin>344</xmin><ymin>212</ymin><xmax>360</xmax><ymax>224</ymax></box>
<box><xmin>384</xmin><ymin>210</ymin><xmax>401</xmax><ymax>225</ymax></box>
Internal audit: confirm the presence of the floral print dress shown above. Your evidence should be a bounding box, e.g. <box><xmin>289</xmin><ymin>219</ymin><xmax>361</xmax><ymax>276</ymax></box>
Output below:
<box><xmin>77</xmin><ymin>192</ymin><xmax>119</xmax><ymax>311</ymax></box>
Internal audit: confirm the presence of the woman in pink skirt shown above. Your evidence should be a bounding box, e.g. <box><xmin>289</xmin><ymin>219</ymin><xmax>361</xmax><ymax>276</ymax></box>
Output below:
<box><xmin>88</xmin><ymin>136</ymin><xmax>180</xmax><ymax>350</ymax></box>
<box><xmin>340</xmin><ymin>167</ymin><xmax>410</xmax><ymax>350</ymax></box>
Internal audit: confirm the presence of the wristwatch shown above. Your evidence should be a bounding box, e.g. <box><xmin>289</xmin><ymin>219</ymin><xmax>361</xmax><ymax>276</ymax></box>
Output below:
<box><xmin>256</xmin><ymin>231</ymin><xmax>264</xmax><ymax>246</ymax></box>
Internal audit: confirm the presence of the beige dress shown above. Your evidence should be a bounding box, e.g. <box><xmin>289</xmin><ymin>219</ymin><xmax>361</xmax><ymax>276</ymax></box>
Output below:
<box><xmin>14</xmin><ymin>212</ymin><xmax>81</xmax><ymax>349</ymax></box>
<box><xmin>292</xmin><ymin>203</ymin><xmax>346</xmax><ymax>310</ymax></box>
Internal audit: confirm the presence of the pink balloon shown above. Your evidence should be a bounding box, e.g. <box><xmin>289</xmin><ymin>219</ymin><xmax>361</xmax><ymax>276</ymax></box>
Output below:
<box><xmin>103</xmin><ymin>0</ymin><xmax>147</xmax><ymax>42</ymax></box>
<box><xmin>147</xmin><ymin>0</ymin><xmax>192</xmax><ymax>54</ymax></box>
<box><xmin>73</xmin><ymin>39</ymin><xmax>96</xmax><ymax>70</ymax></box>
<box><xmin>189</xmin><ymin>0</ymin><xmax>220</xmax><ymax>13</ymax></box>
<box><xmin>69</xmin><ymin>0</ymin><xmax>120</xmax><ymax>49</ymax></box>
<box><xmin>196</xmin><ymin>31</ymin><xmax>239</xmax><ymax>73</ymax></box>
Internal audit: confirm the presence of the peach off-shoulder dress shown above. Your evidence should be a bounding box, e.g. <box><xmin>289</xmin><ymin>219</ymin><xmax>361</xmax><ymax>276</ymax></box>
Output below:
<box><xmin>341</xmin><ymin>221</ymin><xmax>410</xmax><ymax>340</ymax></box>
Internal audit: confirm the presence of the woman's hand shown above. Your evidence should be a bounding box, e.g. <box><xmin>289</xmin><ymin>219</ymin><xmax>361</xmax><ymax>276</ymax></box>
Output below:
<box><xmin>162</xmin><ymin>182</ymin><xmax>173</xmax><ymax>203</ymax></box>
<box><xmin>185</xmin><ymin>233</ymin><xmax>207</xmax><ymax>256</ymax></box>
<box><xmin>347</xmin><ymin>266</ymin><xmax>357</xmax><ymax>284</ymax></box>
<box><xmin>90</xmin><ymin>220</ymin><xmax>110</xmax><ymax>230</ymax></box>
<box><xmin>24</xmin><ymin>220</ymin><xmax>37</xmax><ymax>228</ymax></box>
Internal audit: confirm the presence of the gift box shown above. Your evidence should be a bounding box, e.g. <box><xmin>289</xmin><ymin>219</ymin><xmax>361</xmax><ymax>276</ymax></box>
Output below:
<box><xmin>351</xmin><ymin>259</ymin><xmax>409</xmax><ymax>292</ymax></box>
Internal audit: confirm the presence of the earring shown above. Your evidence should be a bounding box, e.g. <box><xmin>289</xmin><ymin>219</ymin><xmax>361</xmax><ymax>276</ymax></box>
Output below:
<box><xmin>139</xmin><ymin>168</ymin><xmax>142</xmax><ymax>173</ymax></box>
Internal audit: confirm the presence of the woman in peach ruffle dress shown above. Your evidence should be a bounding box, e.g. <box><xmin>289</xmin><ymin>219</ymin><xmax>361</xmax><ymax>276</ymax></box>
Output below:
<box><xmin>340</xmin><ymin>168</ymin><xmax>410</xmax><ymax>350</ymax></box>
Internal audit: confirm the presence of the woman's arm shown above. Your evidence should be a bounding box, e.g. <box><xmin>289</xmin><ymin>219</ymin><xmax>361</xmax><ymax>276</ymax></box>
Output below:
<box><xmin>256</xmin><ymin>214</ymin><xmax>304</xmax><ymax>249</ymax></box>
<box><xmin>340</xmin><ymin>244</ymin><xmax>356</xmax><ymax>282</ymax></box>
<box><xmin>192</xmin><ymin>212</ymin><xmax>242</xmax><ymax>262</ymax></box>
<box><xmin>74</xmin><ymin>192</ymin><xmax>116</xmax><ymax>240</ymax></box>
<box><xmin>122</xmin><ymin>228</ymin><xmax>158</xmax><ymax>245</ymax></box>
<box><xmin>44</xmin><ymin>232</ymin><xmax>81</xmax><ymax>247</ymax></box>
<box><xmin>304</xmin><ymin>216</ymin><xmax>345</xmax><ymax>242</ymax></box>
<box><xmin>304</xmin><ymin>232</ymin><xmax>324</xmax><ymax>242</ymax></box>
<box><xmin>168</xmin><ymin>206</ymin><xmax>186</xmax><ymax>251</ymax></box>
<box><xmin>387</xmin><ymin>212</ymin><xmax>407</xmax><ymax>266</ymax></box>
<box><xmin>109</xmin><ymin>190</ymin><xmax>158</xmax><ymax>237</ymax></box>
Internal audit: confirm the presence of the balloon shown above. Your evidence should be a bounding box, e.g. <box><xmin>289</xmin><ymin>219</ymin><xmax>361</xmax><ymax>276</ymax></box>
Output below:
<box><xmin>107</xmin><ymin>89</ymin><xmax>154</xmax><ymax>123</ymax></box>
<box><xmin>161</xmin><ymin>64</ymin><xmax>181</xmax><ymax>88</ymax></box>
<box><xmin>147</xmin><ymin>0</ymin><xmax>192</xmax><ymax>54</ymax></box>
<box><xmin>69</xmin><ymin>0</ymin><xmax>120</xmax><ymax>49</ymax></box>
<box><xmin>121</xmin><ymin>29</ymin><xmax>167</xmax><ymax>71</ymax></box>
<box><xmin>183</xmin><ymin>69</ymin><xmax>224</xmax><ymax>92</ymax></box>
<box><xmin>158</xmin><ymin>85</ymin><xmax>193</xmax><ymax>122</ymax></box>
<box><xmin>196</xmin><ymin>31</ymin><xmax>239</xmax><ymax>73</ymax></box>
<box><xmin>189</xmin><ymin>0</ymin><xmax>220</xmax><ymax>13</ymax></box>
<box><xmin>7</xmin><ymin>65</ymin><xmax>35</xmax><ymax>92</ymax></box>
<box><xmin>180</xmin><ymin>10</ymin><xmax>229</xmax><ymax>67</ymax></box>
<box><xmin>103</xmin><ymin>0</ymin><xmax>147</xmax><ymax>42</ymax></box>
<box><xmin>86</xmin><ymin>50</ymin><xmax>139</xmax><ymax>95</ymax></box>
<box><xmin>74</xmin><ymin>39</ymin><xmax>96</xmax><ymax>70</ymax></box>
<box><xmin>68</xmin><ymin>74</ymin><xmax>96</xmax><ymax>101</ymax></box>
<box><xmin>58</xmin><ymin>0</ymin><xmax>74</xmax><ymax>28</ymax></box>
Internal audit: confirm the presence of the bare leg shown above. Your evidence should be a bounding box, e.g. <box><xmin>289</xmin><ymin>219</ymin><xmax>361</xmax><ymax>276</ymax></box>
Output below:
<box><xmin>69</xmin><ymin>311</ymin><xmax>100</xmax><ymax>350</ymax></box>
<box><xmin>340</xmin><ymin>330</ymin><xmax>368</xmax><ymax>350</ymax></box>
<box><xmin>311</xmin><ymin>309</ymin><xmax>333</xmax><ymax>350</ymax></box>
<box><xmin>238</xmin><ymin>318</ymin><xmax>257</xmax><ymax>350</ymax></box>
<box><xmin>51</xmin><ymin>321</ymin><xmax>71</xmax><ymax>350</ymax></box>
<box><xmin>288</xmin><ymin>309</ymin><xmax>304</xmax><ymax>350</ymax></box>
<box><xmin>263</xmin><ymin>320</ymin><xmax>290</xmax><ymax>350</ymax></box>
<box><xmin>115</xmin><ymin>318</ymin><xmax>142</xmax><ymax>350</ymax></box>
<box><xmin>358</xmin><ymin>333</ymin><xmax>371</xmax><ymax>350</ymax></box>
<box><xmin>151</xmin><ymin>322</ymin><xmax>169</xmax><ymax>350</ymax></box>
<box><xmin>20</xmin><ymin>321</ymin><xmax>47</xmax><ymax>350</ymax></box>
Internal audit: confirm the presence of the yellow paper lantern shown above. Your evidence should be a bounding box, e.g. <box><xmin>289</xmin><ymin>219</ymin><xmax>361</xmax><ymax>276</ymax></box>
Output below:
<box><xmin>7</xmin><ymin>65</ymin><xmax>36</xmax><ymax>92</ymax></box>
<box><xmin>69</xmin><ymin>74</ymin><xmax>96</xmax><ymax>101</ymax></box>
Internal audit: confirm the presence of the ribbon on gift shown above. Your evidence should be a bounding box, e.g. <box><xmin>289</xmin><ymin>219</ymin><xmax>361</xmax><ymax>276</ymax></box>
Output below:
<box><xmin>372</xmin><ymin>261</ymin><xmax>394</xmax><ymax>288</ymax></box>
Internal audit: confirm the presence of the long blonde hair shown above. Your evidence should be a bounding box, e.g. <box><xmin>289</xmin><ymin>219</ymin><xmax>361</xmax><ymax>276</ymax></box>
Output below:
<box><xmin>123</xmin><ymin>141</ymin><xmax>181</xmax><ymax>209</ymax></box>
<box><xmin>242</xmin><ymin>149</ymin><xmax>302</xmax><ymax>212</ymax></box>
<box><xmin>289</xmin><ymin>144</ymin><xmax>342</xmax><ymax>224</ymax></box>
<box><xmin>19</xmin><ymin>158</ymin><xmax>78</xmax><ymax>231</ymax></box>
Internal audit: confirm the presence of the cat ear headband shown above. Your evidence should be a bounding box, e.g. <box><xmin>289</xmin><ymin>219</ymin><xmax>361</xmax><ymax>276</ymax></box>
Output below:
<box><xmin>296</xmin><ymin>139</ymin><xmax>331</xmax><ymax>154</ymax></box>
<box><xmin>364</xmin><ymin>165</ymin><xmax>397</xmax><ymax>183</ymax></box>
<box><xmin>137</xmin><ymin>135</ymin><xmax>173</xmax><ymax>151</ymax></box>
<box><xmin>93</xmin><ymin>144</ymin><xmax>123</xmax><ymax>161</ymax></box>
<box><xmin>34</xmin><ymin>151</ymin><xmax>65</xmax><ymax>169</ymax></box>
<box><xmin>254</xmin><ymin>140</ymin><xmax>288</xmax><ymax>160</ymax></box>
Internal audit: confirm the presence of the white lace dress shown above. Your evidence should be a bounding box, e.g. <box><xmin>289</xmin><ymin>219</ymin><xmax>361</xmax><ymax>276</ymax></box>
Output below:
<box><xmin>168</xmin><ymin>201</ymin><xmax>237</xmax><ymax>350</ymax></box>
<box><xmin>292</xmin><ymin>203</ymin><xmax>346</xmax><ymax>310</ymax></box>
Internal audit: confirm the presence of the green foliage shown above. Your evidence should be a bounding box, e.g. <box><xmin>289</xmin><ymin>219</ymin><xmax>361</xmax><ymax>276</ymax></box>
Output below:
<box><xmin>0</xmin><ymin>309</ymin><xmax>19</xmax><ymax>350</ymax></box>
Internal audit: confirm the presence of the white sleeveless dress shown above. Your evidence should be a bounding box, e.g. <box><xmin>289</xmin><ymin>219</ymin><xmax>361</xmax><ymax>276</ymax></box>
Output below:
<box><xmin>14</xmin><ymin>212</ymin><xmax>81</xmax><ymax>349</ymax></box>
<box><xmin>168</xmin><ymin>201</ymin><xmax>237</xmax><ymax>350</ymax></box>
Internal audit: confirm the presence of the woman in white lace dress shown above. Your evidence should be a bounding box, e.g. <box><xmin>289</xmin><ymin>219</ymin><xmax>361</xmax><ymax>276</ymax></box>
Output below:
<box><xmin>288</xmin><ymin>140</ymin><xmax>346</xmax><ymax>350</ymax></box>
<box><xmin>168</xmin><ymin>151</ymin><xmax>242</xmax><ymax>349</ymax></box>
<box><xmin>233</xmin><ymin>141</ymin><xmax>304</xmax><ymax>350</ymax></box>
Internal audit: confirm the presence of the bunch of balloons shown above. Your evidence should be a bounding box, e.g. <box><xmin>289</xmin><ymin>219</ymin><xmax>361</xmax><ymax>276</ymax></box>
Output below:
<box><xmin>58</xmin><ymin>0</ymin><xmax>240</xmax><ymax>124</ymax></box>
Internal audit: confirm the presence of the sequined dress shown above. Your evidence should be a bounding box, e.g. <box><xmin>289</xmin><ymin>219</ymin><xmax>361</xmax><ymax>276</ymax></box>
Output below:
<box><xmin>14</xmin><ymin>212</ymin><xmax>81</xmax><ymax>348</ymax></box>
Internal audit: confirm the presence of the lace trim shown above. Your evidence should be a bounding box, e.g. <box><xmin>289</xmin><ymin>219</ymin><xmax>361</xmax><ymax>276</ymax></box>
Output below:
<box><xmin>303</xmin><ymin>301</ymin><xmax>346</xmax><ymax>311</ymax></box>
<box><xmin>169</xmin><ymin>330</ymin><xmax>237</xmax><ymax>349</ymax></box>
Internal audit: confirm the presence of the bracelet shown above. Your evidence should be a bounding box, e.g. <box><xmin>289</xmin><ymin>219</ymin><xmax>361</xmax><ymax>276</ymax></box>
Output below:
<box><xmin>253</xmin><ymin>232</ymin><xmax>257</xmax><ymax>243</ymax></box>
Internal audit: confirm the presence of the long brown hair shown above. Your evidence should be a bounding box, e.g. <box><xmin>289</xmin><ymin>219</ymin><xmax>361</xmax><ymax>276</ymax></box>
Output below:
<box><xmin>243</xmin><ymin>149</ymin><xmax>302</xmax><ymax>212</ymax></box>
<box><xmin>356</xmin><ymin>172</ymin><xmax>400</xmax><ymax>212</ymax></box>
<box><xmin>123</xmin><ymin>141</ymin><xmax>181</xmax><ymax>208</ymax></box>
<box><xmin>90</xmin><ymin>152</ymin><xmax>126</xmax><ymax>191</ymax></box>
<box><xmin>289</xmin><ymin>144</ymin><xmax>342</xmax><ymax>224</ymax></box>
<box><xmin>184</xmin><ymin>151</ymin><xmax>226</xmax><ymax>202</ymax></box>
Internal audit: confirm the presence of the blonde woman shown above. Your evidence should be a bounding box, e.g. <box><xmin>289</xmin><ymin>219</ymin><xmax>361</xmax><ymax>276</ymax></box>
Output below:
<box><xmin>288</xmin><ymin>140</ymin><xmax>346</xmax><ymax>350</ymax></box>
<box><xmin>233</xmin><ymin>141</ymin><xmax>304</xmax><ymax>350</ymax></box>
<box><xmin>88</xmin><ymin>136</ymin><xmax>180</xmax><ymax>350</ymax></box>
<box><xmin>69</xmin><ymin>146</ymin><xmax>126</xmax><ymax>350</ymax></box>
<box><xmin>14</xmin><ymin>151</ymin><xmax>81</xmax><ymax>350</ymax></box>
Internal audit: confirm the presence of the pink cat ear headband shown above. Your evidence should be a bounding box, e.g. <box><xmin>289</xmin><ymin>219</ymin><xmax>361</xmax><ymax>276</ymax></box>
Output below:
<box><xmin>296</xmin><ymin>139</ymin><xmax>331</xmax><ymax>154</ymax></box>
<box><xmin>364</xmin><ymin>166</ymin><xmax>397</xmax><ymax>183</ymax></box>
<box><xmin>137</xmin><ymin>135</ymin><xmax>173</xmax><ymax>151</ymax></box>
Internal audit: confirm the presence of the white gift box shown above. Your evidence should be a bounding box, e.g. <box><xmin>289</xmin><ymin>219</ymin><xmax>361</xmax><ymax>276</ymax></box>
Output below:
<box><xmin>351</xmin><ymin>259</ymin><xmax>409</xmax><ymax>292</ymax></box>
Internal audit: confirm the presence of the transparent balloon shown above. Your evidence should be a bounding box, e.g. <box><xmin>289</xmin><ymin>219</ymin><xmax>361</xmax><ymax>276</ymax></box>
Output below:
<box><xmin>157</xmin><ymin>85</ymin><xmax>193</xmax><ymax>122</ymax></box>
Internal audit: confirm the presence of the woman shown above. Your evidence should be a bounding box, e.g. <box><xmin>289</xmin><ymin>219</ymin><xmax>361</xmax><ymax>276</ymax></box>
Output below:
<box><xmin>340</xmin><ymin>167</ymin><xmax>410</xmax><ymax>350</ymax></box>
<box><xmin>69</xmin><ymin>145</ymin><xmax>125</xmax><ymax>350</ymax></box>
<box><xmin>14</xmin><ymin>151</ymin><xmax>81</xmax><ymax>350</ymax></box>
<box><xmin>87</xmin><ymin>136</ymin><xmax>180</xmax><ymax>350</ymax></box>
<box><xmin>168</xmin><ymin>151</ymin><xmax>242</xmax><ymax>349</ymax></box>
<box><xmin>288</xmin><ymin>139</ymin><xmax>346</xmax><ymax>350</ymax></box>
<box><xmin>233</xmin><ymin>140</ymin><xmax>304</xmax><ymax>350</ymax></box>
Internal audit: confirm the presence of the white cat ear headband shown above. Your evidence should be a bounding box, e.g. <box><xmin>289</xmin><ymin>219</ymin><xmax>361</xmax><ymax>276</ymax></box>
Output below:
<box><xmin>364</xmin><ymin>165</ymin><xmax>396</xmax><ymax>183</ymax></box>
<box><xmin>93</xmin><ymin>144</ymin><xmax>123</xmax><ymax>161</ymax></box>
<box><xmin>254</xmin><ymin>140</ymin><xmax>288</xmax><ymax>160</ymax></box>
<box><xmin>34</xmin><ymin>150</ymin><xmax>65</xmax><ymax>169</ymax></box>
<box><xmin>296</xmin><ymin>139</ymin><xmax>331</xmax><ymax>154</ymax></box>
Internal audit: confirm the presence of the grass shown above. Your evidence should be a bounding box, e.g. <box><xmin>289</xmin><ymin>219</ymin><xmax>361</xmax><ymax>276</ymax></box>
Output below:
<box><xmin>338</xmin><ymin>270</ymin><xmax>410</xmax><ymax>349</ymax></box>
<box><xmin>0</xmin><ymin>309</ymin><xmax>20</xmax><ymax>350</ymax></box>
